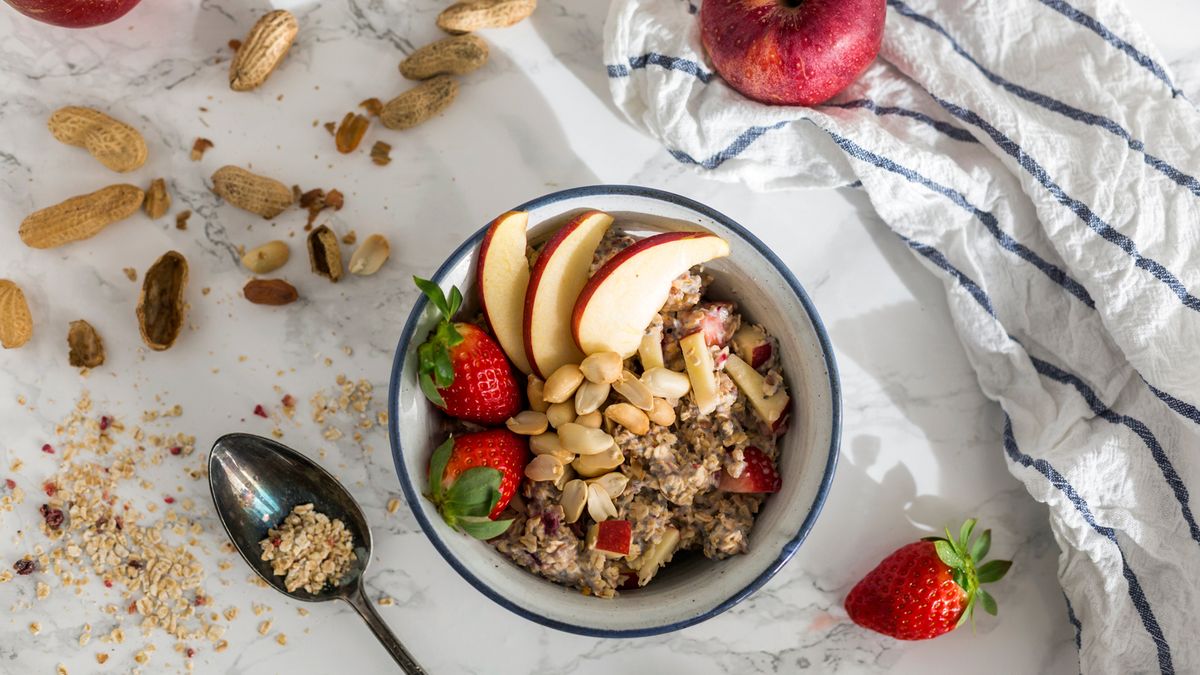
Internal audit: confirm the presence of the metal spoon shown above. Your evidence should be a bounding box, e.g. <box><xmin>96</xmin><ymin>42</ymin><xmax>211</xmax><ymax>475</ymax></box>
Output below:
<box><xmin>208</xmin><ymin>432</ymin><xmax>425</xmax><ymax>674</ymax></box>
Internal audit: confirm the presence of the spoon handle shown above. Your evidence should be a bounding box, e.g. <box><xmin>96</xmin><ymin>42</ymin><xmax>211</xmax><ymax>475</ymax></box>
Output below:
<box><xmin>346</xmin><ymin>585</ymin><xmax>426</xmax><ymax>674</ymax></box>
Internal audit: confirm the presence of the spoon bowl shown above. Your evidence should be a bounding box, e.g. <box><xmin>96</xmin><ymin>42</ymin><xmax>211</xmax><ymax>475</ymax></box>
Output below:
<box><xmin>209</xmin><ymin>433</ymin><xmax>424</xmax><ymax>673</ymax></box>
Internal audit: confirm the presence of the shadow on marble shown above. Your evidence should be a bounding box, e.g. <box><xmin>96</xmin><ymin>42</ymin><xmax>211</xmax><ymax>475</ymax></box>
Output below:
<box><xmin>528</xmin><ymin>0</ymin><xmax>626</xmax><ymax>119</ymax></box>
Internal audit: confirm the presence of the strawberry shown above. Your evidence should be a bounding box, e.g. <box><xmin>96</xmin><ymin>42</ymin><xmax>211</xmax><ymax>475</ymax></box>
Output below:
<box><xmin>414</xmin><ymin>277</ymin><xmax>521</xmax><ymax>425</ymax></box>
<box><xmin>718</xmin><ymin>446</ymin><xmax>781</xmax><ymax>493</ymax></box>
<box><xmin>679</xmin><ymin>301</ymin><xmax>739</xmax><ymax>347</ymax></box>
<box><xmin>845</xmin><ymin>519</ymin><xmax>1012</xmax><ymax>640</ymax></box>
<box><xmin>427</xmin><ymin>429</ymin><xmax>529</xmax><ymax>539</ymax></box>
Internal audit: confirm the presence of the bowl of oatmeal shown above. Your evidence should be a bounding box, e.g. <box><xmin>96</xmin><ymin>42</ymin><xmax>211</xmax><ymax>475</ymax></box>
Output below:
<box><xmin>388</xmin><ymin>185</ymin><xmax>840</xmax><ymax>636</ymax></box>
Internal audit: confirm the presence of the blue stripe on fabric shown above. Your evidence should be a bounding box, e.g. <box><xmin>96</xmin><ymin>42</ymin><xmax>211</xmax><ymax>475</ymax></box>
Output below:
<box><xmin>1028</xmin><ymin>357</ymin><xmax>1200</xmax><ymax>545</ymax></box>
<box><xmin>900</xmin><ymin>235</ymin><xmax>997</xmax><ymax>316</ymax></box>
<box><xmin>929</xmin><ymin>94</ymin><xmax>1200</xmax><ymax>313</ymax></box>
<box><xmin>827</xmin><ymin>130</ymin><xmax>1096</xmax><ymax>308</ymax></box>
<box><xmin>605</xmin><ymin>53</ymin><xmax>713</xmax><ymax>83</ymax></box>
<box><xmin>1064</xmin><ymin>593</ymin><xmax>1083</xmax><ymax>653</ymax></box>
<box><xmin>823</xmin><ymin>99</ymin><xmax>979</xmax><ymax>143</ymax></box>
<box><xmin>1003</xmin><ymin>418</ymin><xmax>1174</xmax><ymax>674</ymax></box>
<box><xmin>1143</xmin><ymin>379</ymin><xmax>1200</xmax><ymax>426</ymax></box>
<box><xmin>669</xmin><ymin>121</ymin><xmax>788</xmax><ymax>170</ymax></box>
<box><xmin>1036</xmin><ymin>0</ymin><xmax>1183</xmax><ymax>98</ymax></box>
<box><xmin>888</xmin><ymin>0</ymin><xmax>1200</xmax><ymax>199</ymax></box>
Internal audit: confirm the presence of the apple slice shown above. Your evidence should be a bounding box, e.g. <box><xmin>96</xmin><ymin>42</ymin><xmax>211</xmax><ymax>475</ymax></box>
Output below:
<box><xmin>731</xmin><ymin>324</ymin><xmax>772</xmax><ymax>369</ymax></box>
<box><xmin>477</xmin><ymin>211</ymin><xmax>532</xmax><ymax>375</ymax></box>
<box><xmin>724</xmin><ymin>353</ymin><xmax>789</xmax><ymax>426</ymax></box>
<box><xmin>523</xmin><ymin>210</ymin><xmax>614</xmax><ymax>377</ymax></box>
<box><xmin>680</xmin><ymin>331</ymin><xmax>719</xmax><ymax>415</ymax></box>
<box><xmin>639</xmin><ymin>329</ymin><xmax>665</xmax><ymax>371</ymax></box>
<box><xmin>573</xmin><ymin>232</ymin><xmax>730</xmax><ymax>359</ymax></box>
<box><xmin>587</xmin><ymin>519</ymin><xmax>632</xmax><ymax>557</ymax></box>
<box><xmin>635</xmin><ymin>526</ymin><xmax>680</xmax><ymax>586</ymax></box>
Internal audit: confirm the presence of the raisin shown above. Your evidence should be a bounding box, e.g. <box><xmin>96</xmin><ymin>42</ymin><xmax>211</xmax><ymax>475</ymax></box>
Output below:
<box><xmin>169</xmin><ymin>446</ymin><xmax>183</xmax><ymax>456</ymax></box>
<box><xmin>40</xmin><ymin>505</ymin><xmax>65</xmax><ymax>530</ymax></box>
<box><xmin>99</xmin><ymin>415</ymin><xmax>111</xmax><ymax>431</ymax></box>
<box><xmin>13</xmin><ymin>559</ymin><xmax>35</xmax><ymax>575</ymax></box>
<box><xmin>41</xmin><ymin>443</ymin><xmax>54</xmax><ymax>454</ymax></box>
<box><xmin>253</xmin><ymin>405</ymin><xmax>268</xmax><ymax>418</ymax></box>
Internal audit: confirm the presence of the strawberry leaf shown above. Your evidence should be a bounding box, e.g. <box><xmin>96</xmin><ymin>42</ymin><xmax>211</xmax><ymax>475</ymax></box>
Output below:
<box><xmin>427</xmin><ymin>437</ymin><xmax>454</xmax><ymax>502</ymax></box>
<box><xmin>443</xmin><ymin>467</ymin><xmax>503</xmax><ymax>519</ymax></box>
<box><xmin>958</xmin><ymin>518</ymin><xmax>977</xmax><ymax>551</ymax></box>
<box><xmin>952</xmin><ymin>568</ymin><xmax>967</xmax><ymax>591</ymax></box>
<box><xmin>956</xmin><ymin>590</ymin><xmax>976</xmax><ymax>628</ymax></box>
<box><xmin>419</xmin><ymin>372</ymin><xmax>446</xmax><ymax>408</ymax></box>
<box><xmin>431</xmin><ymin>343</ymin><xmax>455</xmax><ymax>388</ymax></box>
<box><xmin>458</xmin><ymin>516</ymin><xmax>513</xmax><ymax>540</ymax></box>
<box><xmin>414</xmin><ymin>276</ymin><xmax>451</xmax><ymax>319</ymax></box>
<box><xmin>448</xmin><ymin>286</ymin><xmax>463</xmax><ymax>318</ymax></box>
<box><xmin>979</xmin><ymin>589</ymin><xmax>998</xmax><ymax>616</ymax></box>
<box><xmin>976</xmin><ymin>559</ymin><xmax>1012</xmax><ymax>583</ymax></box>
<box><xmin>972</xmin><ymin>529</ymin><xmax>992</xmax><ymax>561</ymax></box>
<box><xmin>935</xmin><ymin>539</ymin><xmax>964</xmax><ymax>570</ymax></box>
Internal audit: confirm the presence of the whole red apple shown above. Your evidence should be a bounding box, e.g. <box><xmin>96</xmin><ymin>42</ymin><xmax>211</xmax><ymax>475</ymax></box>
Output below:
<box><xmin>700</xmin><ymin>0</ymin><xmax>886</xmax><ymax>106</ymax></box>
<box><xmin>4</xmin><ymin>0</ymin><xmax>141</xmax><ymax>28</ymax></box>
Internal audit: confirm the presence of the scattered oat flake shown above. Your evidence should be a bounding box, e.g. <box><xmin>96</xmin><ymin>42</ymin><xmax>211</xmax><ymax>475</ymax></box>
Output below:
<box><xmin>258</xmin><ymin>619</ymin><xmax>272</xmax><ymax>635</ymax></box>
<box><xmin>190</xmin><ymin>138</ymin><xmax>214</xmax><ymax>161</ymax></box>
<box><xmin>36</xmin><ymin>580</ymin><xmax>50</xmax><ymax>598</ymax></box>
<box><xmin>323</xmin><ymin>121</ymin><xmax>336</xmax><ymax>135</ymax></box>
<box><xmin>297</xmin><ymin>607</ymin><xmax>309</xmax><ymax>617</ymax></box>
<box><xmin>95</xmin><ymin>654</ymin><xmax>109</xmax><ymax>665</ymax></box>
<box><xmin>378</xmin><ymin>595</ymin><xmax>395</xmax><ymax>606</ymax></box>
<box><xmin>29</xmin><ymin>622</ymin><xmax>40</xmax><ymax>635</ymax></box>
<box><xmin>386</xmin><ymin>497</ymin><xmax>401</xmax><ymax>514</ymax></box>
<box><xmin>276</xmin><ymin>633</ymin><xmax>288</xmax><ymax>646</ymax></box>
<box><xmin>341</xmin><ymin>230</ymin><xmax>357</xmax><ymax>246</ymax></box>
<box><xmin>123</xmin><ymin>267</ymin><xmax>138</xmax><ymax>282</ymax></box>
<box><xmin>56</xmin><ymin>665</ymin><xmax>67</xmax><ymax>675</ymax></box>
<box><xmin>176</xmin><ymin>210</ymin><xmax>191</xmax><ymax>230</ymax></box>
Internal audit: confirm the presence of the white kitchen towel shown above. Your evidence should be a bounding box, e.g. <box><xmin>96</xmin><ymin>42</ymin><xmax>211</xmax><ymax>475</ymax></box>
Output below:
<box><xmin>606</xmin><ymin>1</ymin><xmax>1200</xmax><ymax>673</ymax></box>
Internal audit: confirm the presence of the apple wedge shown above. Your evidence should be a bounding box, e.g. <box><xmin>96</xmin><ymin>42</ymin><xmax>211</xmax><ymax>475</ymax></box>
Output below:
<box><xmin>522</xmin><ymin>210</ymin><xmax>614</xmax><ymax>377</ymax></box>
<box><xmin>587</xmin><ymin>519</ymin><xmax>632</xmax><ymax>557</ymax></box>
<box><xmin>724</xmin><ymin>353</ymin><xmax>789</xmax><ymax>426</ymax></box>
<box><xmin>731</xmin><ymin>324</ymin><xmax>772</xmax><ymax>369</ymax></box>
<box><xmin>573</xmin><ymin>232</ymin><xmax>730</xmax><ymax>358</ymax></box>
<box><xmin>477</xmin><ymin>211</ymin><xmax>532</xmax><ymax>375</ymax></box>
<box><xmin>680</xmin><ymin>331</ymin><xmax>720</xmax><ymax>415</ymax></box>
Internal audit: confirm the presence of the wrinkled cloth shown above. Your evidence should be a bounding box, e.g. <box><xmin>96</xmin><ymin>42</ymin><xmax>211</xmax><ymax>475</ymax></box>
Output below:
<box><xmin>605</xmin><ymin>1</ymin><xmax>1200</xmax><ymax>673</ymax></box>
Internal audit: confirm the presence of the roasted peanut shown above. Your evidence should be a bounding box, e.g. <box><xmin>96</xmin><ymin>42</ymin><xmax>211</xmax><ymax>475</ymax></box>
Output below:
<box><xmin>543</xmin><ymin>363</ymin><xmax>584</xmax><ymax>403</ymax></box>
<box><xmin>579</xmin><ymin>351</ymin><xmax>621</xmax><ymax>384</ymax></box>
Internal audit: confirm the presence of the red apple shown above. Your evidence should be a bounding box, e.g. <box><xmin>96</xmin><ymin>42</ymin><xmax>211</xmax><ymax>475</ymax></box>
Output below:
<box><xmin>699</xmin><ymin>0</ymin><xmax>886</xmax><ymax>106</ymax></box>
<box><xmin>477</xmin><ymin>211</ymin><xmax>533</xmax><ymax>375</ymax></box>
<box><xmin>587</xmin><ymin>519</ymin><xmax>632</xmax><ymax>557</ymax></box>
<box><xmin>4</xmin><ymin>0</ymin><xmax>142</xmax><ymax>28</ymax></box>
<box><xmin>731</xmin><ymin>324</ymin><xmax>773</xmax><ymax>369</ymax></box>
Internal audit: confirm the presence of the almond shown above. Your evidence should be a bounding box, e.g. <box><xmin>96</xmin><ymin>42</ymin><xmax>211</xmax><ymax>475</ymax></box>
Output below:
<box><xmin>47</xmin><ymin>106</ymin><xmax>147</xmax><ymax>173</ymax></box>
<box><xmin>229</xmin><ymin>10</ymin><xmax>298</xmax><ymax>92</ymax></box>
<box><xmin>0</xmin><ymin>280</ymin><xmax>33</xmax><ymax>349</ymax></box>
<box><xmin>20</xmin><ymin>184</ymin><xmax>144</xmax><ymax>249</ymax></box>
<box><xmin>136</xmin><ymin>251</ymin><xmax>188</xmax><ymax>351</ymax></box>
<box><xmin>243</xmin><ymin>279</ymin><xmax>298</xmax><ymax>306</ymax></box>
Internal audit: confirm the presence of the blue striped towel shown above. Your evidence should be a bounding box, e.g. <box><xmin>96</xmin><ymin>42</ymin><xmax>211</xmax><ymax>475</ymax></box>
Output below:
<box><xmin>605</xmin><ymin>1</ymin><xmax>1198</xmax><ymax>672</ymax></box>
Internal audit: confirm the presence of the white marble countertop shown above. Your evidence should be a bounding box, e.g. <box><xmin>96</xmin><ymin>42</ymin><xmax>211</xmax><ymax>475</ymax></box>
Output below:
<box><xmin>1</xmin><ymin>1</ymin><xmax>1197</xmax><ymax>673</ymax></box>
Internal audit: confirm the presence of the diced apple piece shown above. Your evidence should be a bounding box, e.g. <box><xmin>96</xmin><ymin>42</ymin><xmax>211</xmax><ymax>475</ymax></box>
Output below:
<box><xmin>636</xmin><ymin>527</ymin><xmax>680</xmax><ymax>586</ymax></box>
<box><xmin>477</xmin><ymin>210</ymin><xmax>533</xmax><ymax>374</ymax></box>
<box><xmin>680</xmin><ymin>331</ymin><xmax>719</xmax><ymax>415</ymax></box>
<box><xmin>572</xmin><ymin>232</ymin><xmax>730</xmax><ymax>358</ymax></box>
<box><xmin>724</xmin><ymin>353</ymin><xmax>789</xmax><ymax>426</ymax></box>
<box><xmin>587</xmin><ymin>519</ymin><xmax>632</xmax><ymax>557</ymax></box>
<box><xmin>639</xmin><ymin>330</ymin><xmax>665</xmax><ymax>371</ymax></box>
<box><xmin>731</xmin><ymin>324</ymin><xmax>772</xmax><ymax>369</ymax></box>
<box><xmin>523</xmin><ymin>210</ymin><xmax>614</xmax><ymax>377</ymax></box>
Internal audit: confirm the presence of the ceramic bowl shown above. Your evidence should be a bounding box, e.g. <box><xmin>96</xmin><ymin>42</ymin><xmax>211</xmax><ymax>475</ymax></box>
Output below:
<box><xmin>388</xmin><ymin>185</ymin><xmax>840</xmax><ymax>637</ymax></box>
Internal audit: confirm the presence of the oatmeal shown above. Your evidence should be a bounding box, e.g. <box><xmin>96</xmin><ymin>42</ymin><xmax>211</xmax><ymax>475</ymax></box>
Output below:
<box><xmin>259</xmin><ymin>504</ymin><xmax>356</xmax><ymax>593</ymax></box>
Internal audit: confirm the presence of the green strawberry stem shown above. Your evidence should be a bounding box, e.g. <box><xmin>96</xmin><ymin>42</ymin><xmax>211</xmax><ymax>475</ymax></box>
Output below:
<box><xmin>425</xmin><ymin>436</ymin><xmax>514</xmax><ymax>540</ymax></box>
<box><xmin>923</xmin><ymin>518</ymin><xmax>1012</xmax><ymax>629</ymax></box>
<box><xmin>414</xmin><ymin>276</ymin><xmax>465</xmax><ymax>408</ymax></box>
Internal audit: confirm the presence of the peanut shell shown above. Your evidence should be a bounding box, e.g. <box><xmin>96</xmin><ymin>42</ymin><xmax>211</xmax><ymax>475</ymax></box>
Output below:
<box><xmin>47</xmin><ymin>106</ymin><xmax>147</xmax><ymax>173</ymax></box>
<box><xmin>400</xmin><ymin>34</ymin><xmax>489</xmax><ymax>80</ymax></box>
<box><xmin>380</xmin><ymin>76</ymin><xmax>458</xmax><ymax>130</ymax></box>
<box><xmin>20</xmin><ymin>184</ymin><xmax>144</xmax><ymax>249</ymax></box>
<box><xmin>211</xmin><ymin>166</ymin><xmax>293</xmax><ymax>219</ymax></box>
<box><xmin>144</xmin><ymin>178</ymin><xmax>170</xmax><ymax>219</ymax></box>
<box><xmin>0</xmin><ymin>280</ymin><xmax>33</xmax><ymax>349</ymax></box>
<box><xmin>437</xmin><ymin>0</ymin><xmax>536</xmax><ymax>33</ymax></box>
<box><xmin>137</xmin><ymin>251</ymin><xmax>188</xmax><ymax>351</ymax></box>
<box><xmin>229</xmin><ymin>10</ymin><xmax>298</xmax><ymax>92</ymax></box>
<box><xmin>307</xmin><ymin>226</ymin><xmax>343</xmax><ymax>282</ymax></box>
<box><xmin>67</xmin><ymin>320</ymin><xmax>105</xmax><ymax>368</ymax></box>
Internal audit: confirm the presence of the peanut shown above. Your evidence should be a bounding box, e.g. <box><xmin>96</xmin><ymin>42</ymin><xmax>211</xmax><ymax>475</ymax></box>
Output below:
<box><xmin>559</xmin><ymin>480</ymin><xmax>587</xmax><ymax>524</ymax></box>
<box><xmin>137</xmin><ymin>251</ymin><xmax>188</xmax><ymax>351</ymax></box>
<box><xmin>572</xmin><ymin>445</ymin><xmax>623</xmax><ymax>478</ymax></box>
<box><xmin>604</xmin><ymin>403</ymin><xmax>650</xmax><ymax>435</ymax></box>
<box><xmin>557</xmin><ymin>423</ymin><xmax>614</xmax><ymax>456</ymax></box>
<box><xmin>506</xmin><ymin>410</ymin><xmax>548</xmax><ymax>435</ymax></box>
<box><xmin>543</xmin><ymin>364</ymin><xmax>584</xmax><ymax>403</ymax></box>
<box><xmin>588</xmin><ymin>472</ymin><xmax>629</xmax><ymax>500</ymax></box>
<box><xmin>20</xmin><ymin>184</ymin><xmax>143</xmax><ymax>249</ymax></box>
<box><xmin>243</xmin><ymin>279</ymin><xmax>298</xmax><ymax>306</ymax></box>
<box><xmin>211</xmin><ymin>166</ymin><xmax>293</xmax><ymax>218</ymax></box>
<box><xmin>648</xmin><ymin>398</ymin><xmax>676</xmax><ymax>427</ymax></box>
<box><xmin>527</xmin><ymin>375</ymin><xmax>549</xmax><ymax>413</ymax></box>
<box><xmin>573</xmin><ymin>381</ymin><xmax>610</xmax><ymax>416</ymax></box>
<box><xmin>230</xmin><ymin>10</ymin><xmax>298</xmax><ymax>92</ymax></box>
<box><xmin>67</xmin><ymin>320</ymin><xmax>105</xmax><ymax>368</ymax></box>
<box><xmin>241</xmin><ymin>240</ymin><xmax>290</xmax><ymax>274</ymax></box>
<box><xmin>0</xmin><ymin>280</ymin><xmax>33</xmax><ymax>349</ymax></box>
<box><xmin>144</xmin><ymin>178</ymin><xmax>170</xmax><ymax>219</ymax></box>
<box><xmin>400</xmin><ymin>34</ymin><xmax>488</xmax><ymax>80</ymax></box>
<box><xmin>307</xmin><ymin>226</ymin><xmax>343</xmax><ymax>282</ymax></box>
<box><xmin>579</xmin><ymin>351</ymin><xmax>621</xmax><ymax>384</ymax></box>
<box><xmin>437</xmin><ymin>0</ymin><xmax>536</xmax><ymax>34</ymax></box>
<box><xmin>524</xmin><ymin>454</ymin><xmax>564</xmax><ymax>483</ymax></box>
<box><xmin>47</xmin><ymin>106</ymin><xmax>147</xmax><ymax>173</ymax></box>
<box><xmin>613</xmin><ymin>370</ymin><xmax>654</xmax><ymax>411</ymax></box>
<box><xmin>546</xmin><ymin>401</ymin><xmax>575</xmax><ymax>429</ymax></box>
<box><xmin>585</xmin><ymin>482</ymin><xmax>618</xmax><ymax>522</ymax></box>
<box><xmin>348</xmin><ymin>234</ymin><xmax>391</xmax><ymax>276</ymax></box>
<box><xmin>641</xmin><ymin>367</ymin><xmax>691</xmax><ymax>399</ymax></box>
<box><xmin>380</xmin><ymin>76</ymin><xmax>458</xmax><ymax>130</ymax></box>
<box><xmin>529</xmin><ymin>432</ymin><xmax>573</xmax><ymax>462</ymax></box>
<box><xmin>574</xmin><ymin>411</ymin><xmax>601</xmax><ymax>428</ymax></box>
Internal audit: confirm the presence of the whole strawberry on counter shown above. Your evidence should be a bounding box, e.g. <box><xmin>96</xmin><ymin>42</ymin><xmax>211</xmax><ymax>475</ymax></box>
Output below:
<box><xmin>845</xmin><ymin>519</ymin><xmax>1012</xmax><ymax>640</ymax></box>
<box><xmin>414</xmin><ymin>277</ymin><xmax>521</xmax><ymax>425</ymax></box>
<box><xmin>427</xmin><ymin>429</ymin><xmax>529</xmax><ymax>539</ymax></box>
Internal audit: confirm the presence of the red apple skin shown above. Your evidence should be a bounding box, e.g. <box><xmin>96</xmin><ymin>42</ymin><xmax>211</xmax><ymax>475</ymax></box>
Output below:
<box><xmin>699</xmin><ymin>0</ymin><xmax>886</xmax><ymax>106</ymax></box>
<box><xmin>593</xmin><ymin>520</ymin><xmax>632</xmax><ymax>556</ymax></box>
<box><xmin>476</xmin><ymin>210</ymin><xmax>525</xmax><ymax>334</ymax></box>
<box><xmin>4</xmin><ymin>0</ymin><xmax>141</xmax><ymax>28</ymax></box>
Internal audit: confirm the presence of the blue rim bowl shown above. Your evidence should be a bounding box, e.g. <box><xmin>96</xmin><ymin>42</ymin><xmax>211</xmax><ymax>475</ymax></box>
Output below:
<box><xmin>388</xmin><ymin>185</ymin><xmax>841</xmax><ymax>638</ymax></box>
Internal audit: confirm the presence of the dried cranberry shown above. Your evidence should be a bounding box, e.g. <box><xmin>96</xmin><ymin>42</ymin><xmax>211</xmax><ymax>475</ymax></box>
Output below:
<box><xmin>281</xmin><ymin>394</ymin><xmax>295</xmax><ymax>407</ymax></box>
<box><xmin>127</xmin><ymin>601</ymin><xmax>137</xmax><ymax>614</ymax></box>
<box><xmin>185</xmin><ymin>648</ymin><xmax>196</xmax><ymax>658</ymax></box>
<box><xmin>164</xmin><ymin>496</ymin><xmax>175</xmax><ymax>504</ymax></box>
<box><xmin>541</xmin><ymin>510</ymin><xmax>562</xmax><ymax>536</ymax></box>
<box><xmin>41</xmin><ymin>443</ymin><xmax>54</xmax><ymax>454</ymax></box>
<box><xmin>169</xmin><ymin>446</ymin><xmax>183</xmax><ymax>455</ymax></box>
<box><xmin>103</xmin><ymin>579</ymin><xmax>113</xmax><ymax>588</ymax></box>
<box><xmin>194</xmin><ymin>594</ymin><xmax>206</xmax><ymax>606</ymax></box>
<box><xmin>13</xmin><ymin>559</ymin><xmax>35</xmax><ymax>575</ymax></box>
<box><xmin>3</xmin><ymin>478</ymin><xmax>14</xmax><ymax>490</ymax></box>
<box><xmin>42</xmin><ymin>482</ymin><xmax>56</xmax><ymax>497</ymax></box>
<box><xmin>271</xmin><ymin>537</ymin><xmax>281</xmax><ymax>547</ymax></box>
<box><xmin>253</xmin><ymin>404</ymin><xmax>268</xmax><ymax>418</ymax></box>
<box><xmin>99</xmin><ymin>415</ymin><xmax>111</xmax><ymax>431</ymax></box>
<box><xmin>94</xmin><ymin>516</ymin><xmax>108</xmax><ymax>529</ymax></box>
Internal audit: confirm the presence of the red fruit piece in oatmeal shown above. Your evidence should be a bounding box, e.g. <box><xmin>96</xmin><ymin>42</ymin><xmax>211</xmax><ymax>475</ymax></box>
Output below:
<box><xmin>718</xmin><ymin>447</ymin><xmax>781</xmax><ymax>493</ymax></box>
<box><xmin>678</xmin><ymin>302</ymin><xmax>739</xmax><ymax>347</ymax></box>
